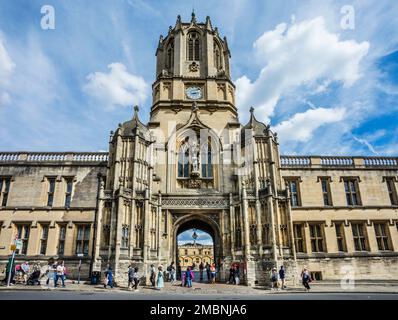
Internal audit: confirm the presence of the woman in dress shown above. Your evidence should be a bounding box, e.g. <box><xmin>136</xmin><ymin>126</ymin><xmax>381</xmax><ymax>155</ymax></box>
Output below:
<box><xmin>156</xmin><ymin>265</ymin><xmax>164</xmax><ymax>290</ymax></box>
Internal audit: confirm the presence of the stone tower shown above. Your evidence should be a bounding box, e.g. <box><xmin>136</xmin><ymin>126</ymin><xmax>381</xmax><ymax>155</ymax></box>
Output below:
<box><xmin>93</xmin><ymin>13</ymin><xmax>296</xmax><ymax>286</ymax></box>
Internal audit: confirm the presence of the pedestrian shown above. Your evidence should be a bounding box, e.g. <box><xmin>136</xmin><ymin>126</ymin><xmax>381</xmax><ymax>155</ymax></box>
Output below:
<box><xmin>181</xmin><ymin>268</ymin><xmax>186</xmax><ymax>287</ymax></box>
<box><xmin>156</xmin><ymin>265</ymin><xmax>164</xmax><ymax>290</ymax></box>
<box><xmin>186</xmin><ymin>266</ymin><xmax>195</xmax><ymax>288</ymax></box>
<box><xmin>5</xmin><ymin>256</ymin><xmax>15</xmax><ymax>285</ymax></box>
<box><xmin>45</xmin><ymin>259</ymin><xmax>55</xmax><ymax>286</ymax></box>
<box><xmin>168</xmin><ymin>262</ymin><xmax>176</xmax><ymax>284</ymax></box>
<box><xmin>133</xmin><ymin>267</ymin><xmax>140</xmax><ymax>291</ymax></box>
<box><xmin>150</xmin><ymin>264</ymin><xmax>156</xmax><ymax>286</ymax></box>
<box><xmin>177</xmin><ymin>263</ymin><xmax>182</xmax><ymax>281</ymax></box>
<box><xmin>104</xmin><ymin>266</ymin><xmax>113</xmax><ymax>289</ymax></box>
<box><xmin>199</xmin><ymin>262</ymin><xmax>204</xmax><ymax>282</ymax></box>
<box><xmin>210</xmin><ymin>263</ymin><xmax>216</xmax><ymax>284</ymax></box>
<box><xmin>301</xmin><ymin>267</ymin><xmax>311</xmax><ymax>292</ymax></box>
<box><xmin>270</xmin><ymin>267</ymin><xmax>278</xmax><ymax>291</ymax></box>
<box><xmin>228</xmin><ymin>265</ymin><xmax>235</xmax><ymax>284</ymax></box>
<box><xmin>21</xmin><ymin>261</ymin><xmax>30</xmax><ymax>284</ymax></box>
<box><xmin>55</xmin><ymin>261</ymin><xmax>66</xmax><ymax>288</ymax></box>
<box><xmin>205</xmin><ymin>262</ymin><xmax>211</xmax><ymax>283</ymax></box>
<box><xmin>234</xmin><ymin>265</ymin><xmax>240</xmax><ymax>285</ymax></box>
<box><xmin>128</xmin><ymin>264</ymin><xmax>134</xmax><ymax>290</ymax></box>
<box><xmin>279</xmin><ymin>265</ymin><xmax>286</xmax><ymax>289</ymax></box>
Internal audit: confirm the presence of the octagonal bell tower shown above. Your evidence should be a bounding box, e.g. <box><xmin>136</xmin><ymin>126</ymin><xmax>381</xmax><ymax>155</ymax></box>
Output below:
<box><xmin>150</xmin><ymin>13</ymin><xmax>237</xmax><ymax>128</ymax></box>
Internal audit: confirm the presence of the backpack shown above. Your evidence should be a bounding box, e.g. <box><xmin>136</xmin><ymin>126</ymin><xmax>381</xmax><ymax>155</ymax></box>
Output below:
<box><xmin>167</xmin><ymin>266</ymin><xmax>172</xmax><ymax>272</ymax></box>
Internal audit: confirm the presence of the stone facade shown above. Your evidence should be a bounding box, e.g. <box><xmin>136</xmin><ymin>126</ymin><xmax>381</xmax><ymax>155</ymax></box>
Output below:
<box><xmin>0</xmin><ymin>152</ymin><xmax>107</xmax><ymax>278</ymax></box>
<box><xmin>178</xmin><ymin>243</ymin><xmax>214</xmax><ymax>267</ymax></box>
<box><xmin>1</xmin><ymin>14</ymin><xmax>397</xmax><ymax>287</ymax></box>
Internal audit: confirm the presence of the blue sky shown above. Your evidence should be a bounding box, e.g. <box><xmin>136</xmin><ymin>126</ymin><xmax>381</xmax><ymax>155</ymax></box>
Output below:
<box><xmin>178</xmin><ymin>229</ymin><xmax>213</xmax><ymax>246</ymax></box>
<box><xmin>0</xmin><ymin>0</ymin><xmax>397</xmax><ymax>155</ymax></box>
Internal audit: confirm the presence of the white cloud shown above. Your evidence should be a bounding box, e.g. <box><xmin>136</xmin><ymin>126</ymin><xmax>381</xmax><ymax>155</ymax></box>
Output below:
<box><xmin>0</xmin><ymin>34</ymin><xmax>15</xmax><ymax>84</ymax></box>
<box><xmin>273</xmin><ymin>107</ymin><xmax>346</xmax><ymax>142</ymax></box>
<box><xmin>353</xmin><ymin>136</ymin><xmax>379</xmax><ymax>155</ymax></box>
<box><xmin>0</xmin><ymin>34</ymin><xmax>15</xmax><ymax>107</ymax></box>
<box><xmin>83</xmin><ymin>62</ymin><xmax>148</xmax><ymax>109</ymax></box>
<box><xmin>236</xmin><ymin>16</ymin><xmax>369</xmax><ymax>123</ymax></box>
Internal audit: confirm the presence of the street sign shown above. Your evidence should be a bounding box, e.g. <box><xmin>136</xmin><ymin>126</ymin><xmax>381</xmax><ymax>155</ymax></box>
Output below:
<box><xmin>15</xmin><ymin>239</ymin><xmax>22</xmax><ymax>250</ymax></box>
<box><xmin>10</xmin><ymin>244</ymin><xmax>16</xmax><ymax>251</ymax></box>
<box><xmin>92</xmin><ymin>261</ymin><xmax>101</xmax><ymax>272</ymax></box>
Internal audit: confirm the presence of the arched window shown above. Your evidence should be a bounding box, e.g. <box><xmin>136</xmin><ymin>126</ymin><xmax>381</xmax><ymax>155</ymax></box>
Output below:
<box><xmin>201</xmin><ymin>137</ymin><xmax>213</xmax><ymax>178</ymax></box>
<box><xmin>213</xmin><ymin>41</ymin><xmax>222</xmax><ymax>70</ymax></box>
<box><xmin>178</xmin><ymin>143</ymin><xmax>190</xmax><ymax>178</ymax></box>
<box><xmin>166</xmin><ymin>39</ymin><xmax>174</xmax><ymax>70</ymax></box>
<box><xmin>187</xmin><ymin>32</ymin><xmax>200</xmax><ymax>61</ymax></box>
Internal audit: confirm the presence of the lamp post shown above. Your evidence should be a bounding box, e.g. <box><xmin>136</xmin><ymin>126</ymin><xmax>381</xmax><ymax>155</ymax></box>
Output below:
<box><xmin>192</xmin><ymin>229</ymin><xmax>198</xmax><ymax>246</ymax></box>
<box><xmin>77</xmin><ymin>253</ymin><xmax>83</xmax><ymax>284</ymax></box>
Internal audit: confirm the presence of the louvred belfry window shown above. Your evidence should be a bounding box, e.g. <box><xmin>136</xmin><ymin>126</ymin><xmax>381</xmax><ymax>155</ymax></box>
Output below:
<box><xmin>187</xmin><ymin>32</ymin><xmax>200</xmax><ymax>61</ymax></box>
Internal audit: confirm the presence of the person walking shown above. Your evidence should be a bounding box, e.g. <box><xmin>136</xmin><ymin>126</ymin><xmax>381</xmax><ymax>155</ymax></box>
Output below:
<box><xmin>279</xmin><ymin>265</ymin><xmax>286</xmax><ymax>289</ymax></box>
<box><xmin>176</xmin><ymin>263</ymin><xmax>182</xmax><ymax>281</ymax></box>
<box><xmin>270</xmin><ymin>267</ymin><xmax>278</xmax><ymax>291</ymax></box>
<box><xmin>234</xmin><ymin>265</ymin><xmax>240</xmax><ymax>285</ymax></box>
<box><xmin>185</xmin><ymin>266</ymin><xmax>194</xmax><ymax>288</ymax></box>
<box><xmin>128</xmin><ymin>264</ymin><xmax>134</xmax><ymax>290</ymax></box>
<box><xmin>55</xmin><ymin>261</ymin><xmax>66</xmax><ymax>288</ymax></box>
<box><xmin>45</xmin><ymin>260</ymin><xmax>55</xmax><ymax>286</ymax></box>
<box><xmin>168</xmin><ymin>262</ymin><xmax>176</xmax><ymax>285</ymax></box>
<box><xmin>156</xmin><ymin>265</ymin><xmax>164</xmax><ymax>290</ymax></box>
<box><xmin>210</xmin><ymin>263</ymin><xmax>216</xmax><ymax>284</ymax></box>
<box><xmin>103</xmin><ymin>266</ymin><xmax>113</xmax><ymax>289</ymax></box>
<box><xmin>205</xmin><ymin>262</ymin><xmax>211</xmax><ymax>283</ymax></box>
<box><xmin>181</xmin><ymin>268</ymin><xmax>186</xmax><ymax>287</ymax></box>
<box><xmin>133</xmin><ymin>267</ymin><xmax>140</xmax><ymax>291</ymax></box>
<box><xmin>150</xmin><ymin>264</ymin><xmax>156</xmax><ymax>287</ymax></box>
<box><xmin>301</xmin><ymin>267</ymin><xmax>311</xmax><ymax>292</ymax></box>
<box><xmin>228</xmin><ymin>265</ymin><xmax>235</xmax><ymax>284</ymax></box>
<box><xmin>21</xmin><ymin>261</ymin><xmax>30</xmax><ymax>284</ymax></box>
<box><xmin>199</xmin><ymin>262</ymin><xmax>204</xmax><ymax>282</ymax></box>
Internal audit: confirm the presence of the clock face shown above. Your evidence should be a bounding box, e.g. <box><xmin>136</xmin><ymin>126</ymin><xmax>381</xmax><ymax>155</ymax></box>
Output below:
<box><xmin>186</xmin><ymin>86</ymin><xmax>202</xmax><ymax>100</ymax></box>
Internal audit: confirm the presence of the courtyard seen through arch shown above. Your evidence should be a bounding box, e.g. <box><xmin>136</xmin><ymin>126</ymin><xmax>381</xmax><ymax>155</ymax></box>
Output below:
<box><xmin>177</xmin><ymin>225</ymin><xmax>215</xmax><ymax>282</ymax></box>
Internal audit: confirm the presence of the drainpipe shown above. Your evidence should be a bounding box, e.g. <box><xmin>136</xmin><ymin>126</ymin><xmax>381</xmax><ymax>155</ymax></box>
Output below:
<box><xmin>90</xmin><ymin>172</ymin><xmax>102</xmax><ymax>278</ymax></box>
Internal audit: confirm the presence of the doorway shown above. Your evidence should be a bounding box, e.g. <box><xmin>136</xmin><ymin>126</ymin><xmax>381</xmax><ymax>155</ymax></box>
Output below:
<box><xmin>173</xmin><ymin>214</ymin><xmax>222</xmax><ymax>283</ymax></box>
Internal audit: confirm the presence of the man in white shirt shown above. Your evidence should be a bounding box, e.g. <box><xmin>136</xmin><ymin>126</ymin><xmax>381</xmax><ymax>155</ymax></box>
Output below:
<box><xmin>55</xmin><ymin>261</ymin><xmax>66</xmax><ymax>288</ymax></box>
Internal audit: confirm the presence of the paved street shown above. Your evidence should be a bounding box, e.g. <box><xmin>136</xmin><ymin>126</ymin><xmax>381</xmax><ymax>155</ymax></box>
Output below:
<box><xmin>0</xmin><ymin>290</ymin><xmax>397</xmax><ymax>300</ymax></box>
<box><xmin>1</xmin><ymin>279</ymin><xmax>397</xmax><ymax>300</ymax></box>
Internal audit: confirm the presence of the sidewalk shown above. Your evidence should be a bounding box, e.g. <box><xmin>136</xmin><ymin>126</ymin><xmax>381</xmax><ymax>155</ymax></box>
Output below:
<box><xmin>1</xmin><ymin>279</ymin><xmax>397</xmax><ymax>294</ymax></box>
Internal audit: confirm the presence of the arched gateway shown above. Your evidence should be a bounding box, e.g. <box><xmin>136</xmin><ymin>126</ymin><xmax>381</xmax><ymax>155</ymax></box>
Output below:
<box><xmin>173</xmin><ymin>214</ymin><xmax>222</xmax><ymax>278</ymax></box>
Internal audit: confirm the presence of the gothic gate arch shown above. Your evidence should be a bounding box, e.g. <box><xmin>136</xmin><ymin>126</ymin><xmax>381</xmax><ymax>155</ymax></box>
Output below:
<box><xmin>171</xmin><ymin>213</ymin><xmax>224</xmax><ymax>278</ymax></box>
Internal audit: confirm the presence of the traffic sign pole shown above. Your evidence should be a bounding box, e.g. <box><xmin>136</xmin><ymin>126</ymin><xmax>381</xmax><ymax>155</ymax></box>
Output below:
<box><xmin>77</xmin><ymin>254</ymin><xmax>83</xmax><ymax>284</ymax></box>
<box><xmin>6</xmin><ymin>247</ymin><xmax>16</xmax><ymax>287</ymax></box>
